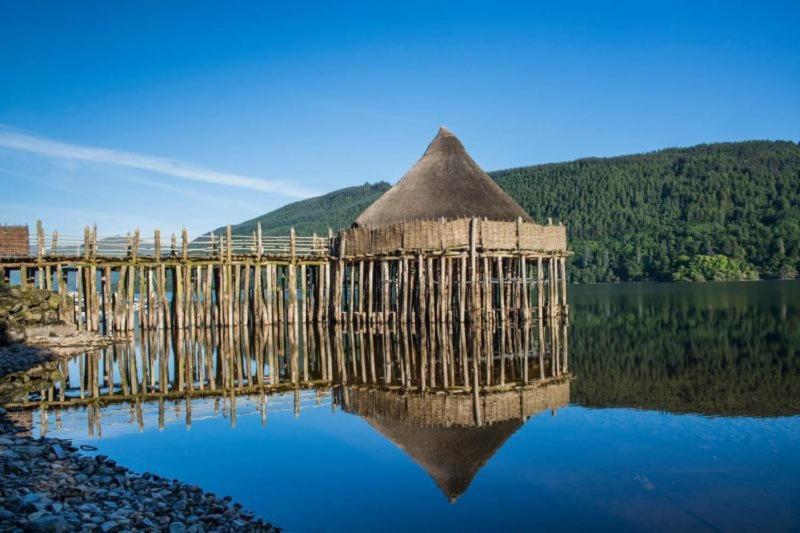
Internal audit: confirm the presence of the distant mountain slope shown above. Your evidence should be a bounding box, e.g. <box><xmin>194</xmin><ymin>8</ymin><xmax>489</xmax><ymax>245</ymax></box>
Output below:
<box><xmin>209</xmin><ymin>140</ymin><xmax>800</xmax><ymax>282</ymax></box>
<box><xmin>492</xmin><ymin>140</ymin><xmax>800</xmax><ymax>281</ymax></box>
<box><xmin>209</xmin><ymin>182</ymin><xmax>390</xmax><ymax>237</ymax></box>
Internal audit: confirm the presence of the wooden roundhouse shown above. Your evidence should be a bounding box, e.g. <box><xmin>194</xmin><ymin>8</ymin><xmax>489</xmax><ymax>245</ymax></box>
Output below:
<box><xmin>332</xmin><ymin>126</ymin><xmax>568</xmax><ymax>324</ymax></box>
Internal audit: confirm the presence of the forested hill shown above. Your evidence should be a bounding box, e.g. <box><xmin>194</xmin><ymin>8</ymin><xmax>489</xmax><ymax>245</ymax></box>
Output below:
<box><xmin>492</xmin><ymin>140</ymin><xmax>800</xmax><ymax>281</ymax></box>
<box><xmin>209</xmin><ymin>182</ymin><xmax>390</xmax><ymax>237</ymax></box>
<box><xmin>216</xmin><ymin>140</ymin><xmax>800</xmax><ymax>282</ymax></box>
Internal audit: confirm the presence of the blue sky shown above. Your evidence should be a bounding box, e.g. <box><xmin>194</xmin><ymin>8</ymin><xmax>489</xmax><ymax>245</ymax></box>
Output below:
<box><xmin>1</xmin><ymin>1</ymin><xmax>798</xmax><ymax>237</ymax></box>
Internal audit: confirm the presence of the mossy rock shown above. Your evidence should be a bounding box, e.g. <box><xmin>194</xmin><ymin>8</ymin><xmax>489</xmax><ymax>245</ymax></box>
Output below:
<box><xmin>47</xmin><ymin>294</ymin><xmax>62</xmax><ymax>310</ymax></box>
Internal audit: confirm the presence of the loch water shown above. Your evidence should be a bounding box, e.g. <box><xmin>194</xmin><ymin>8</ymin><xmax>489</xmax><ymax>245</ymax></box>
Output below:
<box><xmin>19</xmin><ymin>281</ymin><xmax>800</xmax><ymax>532</ymax></box>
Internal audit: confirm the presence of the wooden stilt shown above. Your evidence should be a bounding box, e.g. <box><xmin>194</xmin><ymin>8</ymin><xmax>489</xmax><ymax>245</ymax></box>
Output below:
<box><xmin>101</xmin><ymin>266</ymin><xmax>111</xmax><ymax>333</ymax></box>
<box><xmin>367</xmin><ymin>261</ymin><xmax>374</xmax><ymax>324</ymax></box>
<box><xmin>381</xmin><ymin>260</ymin><xmax>390</xmax><ymax>323</ymax></box>
<box><xmin>300</xmin><ymin>263</ymin><xmax>307</xmax><ymax>324</ymax></box>
<box><xmin>496</xmin><ymin>256</ymin><xmax>505</xmax><ymax>322</ymax></box>
<box><xmin>358</xmin><ymin>260</ymin><xmax>365</xmax><ymax>323</ymax></box>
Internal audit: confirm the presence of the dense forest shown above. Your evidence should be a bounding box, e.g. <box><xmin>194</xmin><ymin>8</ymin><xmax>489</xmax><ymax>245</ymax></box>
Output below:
<box><xmin>217</xmin><ymin>140</ymin><xmax>800</xmax><ymax>282</ymax></box>
<box><xmin>494</xmin><ymin>140</ymin><xmax>800</xmax><ymax>282</ymax></box>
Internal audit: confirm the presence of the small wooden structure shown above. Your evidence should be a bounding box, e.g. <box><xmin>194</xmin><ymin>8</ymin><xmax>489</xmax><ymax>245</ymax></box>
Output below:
<box><xmin>0</xmin><ymin>225</ymin><xmax>29</xmax><ymax>258</ymax></box>
<box><xmin>0</xmin><ymin>128</ymin><xmax>568</xmax><ymax>331</ymax></box>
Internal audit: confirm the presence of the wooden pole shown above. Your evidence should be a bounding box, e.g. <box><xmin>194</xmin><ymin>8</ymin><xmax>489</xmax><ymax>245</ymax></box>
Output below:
<box><xmin>75</xmin><ymin>265</ymin><xmax>84</xmax><ymax>329</ymax></box>
<box><xmin>288</xmin><ymin>228</ymin><xmax>297</xmax><ymax>324</ymax></box>
<box><xmin>138</xmin><ymin>266</ymin><xmax>145</xmax><ymax>330</ymax></box>
<box><xmin>101</xmin><ymin>265</ymin><xmax>111</xmax><ymax>333</ymax></box>
<box><xmin>366</xmin><ymin>261</ymin><xmax>374</xmax><ymax>324</ymax></box>
<box><xmin>426</xmin><ymin>256</ymin><xmax>434</xmax><ymax>324</ymax></box>
<box><xmin>232</xmin><ymin>263</ymin><xmax>241</xmax><ymax>325</ymax></box>
<box><xmin>469</xmin><ymin>218</ymin><xmax>478</xmax><ymax>321</ymax></box>
<box><xmin>316</xmin><ymin>263</ymin><xmax>325</xmax><ymax>323</ymax></box>
<box><xmin>332</xmin><ymin>237</ymin><xmax>345</xmax><ymax>323</ymax></box>
<box><xmin>417</xmin><ymin>253</ymin><xmax>425</xmax><ymax>325</ymax></box>
<box><xmin>300</xmin><ymin>263</ymin><xmax>307</xmax><ymax>324</ymax></box>
<box><xmin>159</xmin><ymin>263</ymin><xmax>171</xmax><ymax>329</ymax></box>
<box><xmin>521</xmin><ymin>256</ymin><xmax>529</xmax><ymax>321</ymax></box>
<box><xmin>90</xmin><ymin>227</ymin><xmax>99</xmax><ymax>331</ymax></box>
<box><xmin>174</xmin><ymin>262</ymin><xmax>184</xmax><ymax>329</ymax></box>
<box><xmin>204</xmin><ymin>265</ymin><xmax>213</xmax><ymax>327</ymax></box>
<box><xmin>347</xmin><ymin>262</ymin><xmax>355</xmax><ymax>324</ymax></box>
<box><xmin>560</xmin><ymin>256</ymin><xmax>568</xmax><ymax>316</ymax></box>
<box><xmin>537</xmin><ymin>256</ymin><xmax>544</xmax><ymax>319</ymax></box>
<box><xmin>382</xmin><ymin>260</ymin><xmax>390</xmax><ymax>323</ymax></box>
<box><xmin>126</xmin><ymin>265</ymin><xmax>136</xmax><ymax>331</ymax></box>
<box><xmin>497</xmin><ymin>257</ymin><xmax>505</xmax><ymax>322</ymax></box>
<box><xmin>482</xmin><ymin>256</ymin><xmax>490</xmax><ymax>323</ymax></box>
<box><xmin>358</xmin><ymin>260</ymin><xmax>365</xmax><ymax>323</ymax></box>
<box><xmin>459</xmin><ymin>255</ymin><xmax>467</xmax><ymax>323</ymax></box>
<box><xmin>253</xmin><ymin>262</ymin><xmax>263</xmax><ymax>325</ymax></box>
<box><xmin>56</xmin><ymin>264</ymin><xmax>67</xmax><ymax>322</ymax></box>
<box><xmin>401</xmin><ymin>257</ymin><xmax>410</xmax><ymax>324</ymax></box>
<box><xmin>269</xmin><ymin>263</ymin><xmax>277</xmax><ymax>324</ymax></box>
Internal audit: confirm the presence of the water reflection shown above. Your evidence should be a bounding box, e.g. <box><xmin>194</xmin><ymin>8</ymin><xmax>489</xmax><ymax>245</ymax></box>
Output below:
<box><xmin>13</xmin><ymin>282</ymin><xmax>800</xmax><ymax>531</ymax></box>
<box><xmin>26</xmin><ymin>321</ymin><xmax>568</xmax><ymax>407</ymax></box>
<box><xmin>21</xmin><ymin>319</ymin><xmax>570</xmax><ymax>501</ymax></box>
<box><xmin>569</xmin><ymin>282</ymin><xmax>800</xmax><ymax>417</ymax></box>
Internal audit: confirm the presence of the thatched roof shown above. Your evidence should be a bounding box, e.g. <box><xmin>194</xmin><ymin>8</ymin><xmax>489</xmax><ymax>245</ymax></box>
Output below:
<box><xmin>366</xmin><ymin>417</ymin><xmax>522</xmax><ymax>502</ymax></box>
<box><xmin>355</xmin><ymin>127</ymin><xmax>533</xmax><ymax>227</ymax></box>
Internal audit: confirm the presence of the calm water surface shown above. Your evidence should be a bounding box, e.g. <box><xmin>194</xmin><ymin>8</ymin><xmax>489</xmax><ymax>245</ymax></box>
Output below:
<box><xmin>21</xmin><ymin>281</ymin><xmax>800</xmax><ymax>532</ymax></box>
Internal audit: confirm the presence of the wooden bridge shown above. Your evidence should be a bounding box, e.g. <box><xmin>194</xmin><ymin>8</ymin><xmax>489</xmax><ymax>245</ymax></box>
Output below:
<box><xmin>0</xmin><ymin>217</ymin><xmax>569</xmax><ymax>333</ymax></box>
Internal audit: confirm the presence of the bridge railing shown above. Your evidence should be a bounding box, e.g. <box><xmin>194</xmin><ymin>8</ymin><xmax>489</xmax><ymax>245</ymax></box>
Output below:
<box><xmin>5</xmin><ymin>222</ymin><xmax>334</xmax><ymax>260</ymax></box>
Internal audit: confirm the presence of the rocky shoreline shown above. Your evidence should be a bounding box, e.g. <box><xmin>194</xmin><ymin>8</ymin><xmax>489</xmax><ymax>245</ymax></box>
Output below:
<box><xmin>0</xmin><ymin>409</ymin><xmax>278</xmax><ymax>532</ymax></box>
<box><xmin>0</xmin><ymin>286</ymin><xmax>280</xmax><ymax>532</ymax></box>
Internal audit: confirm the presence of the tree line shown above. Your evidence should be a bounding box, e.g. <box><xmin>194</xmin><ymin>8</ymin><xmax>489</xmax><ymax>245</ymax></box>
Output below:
<box><xmin>219</xmin><ymin>140</ymin><xmax>800</xmax><ymax>283</ymax></box>
<box><xmin>493</xmin><ymin>140</ymin><xmax>800</xmax><ymax>282</ymax></box>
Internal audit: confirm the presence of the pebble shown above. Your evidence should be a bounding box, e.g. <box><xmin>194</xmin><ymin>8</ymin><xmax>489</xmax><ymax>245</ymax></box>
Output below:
<box><xmin>0</xmin><ymin>412</ymin><xmax>279</xmax><ymax>532</ymax></box>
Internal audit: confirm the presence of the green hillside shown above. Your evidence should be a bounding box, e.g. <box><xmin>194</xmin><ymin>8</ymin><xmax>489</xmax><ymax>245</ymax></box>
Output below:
<box><xmin>216</xmin><ymin>140</ymin><xmax>800</xmax><ymax>282</ymax></box>
<box><xmin>209</xmin><ymin>182</ymin><xmax>390</xmax><ymax>237</ymax></box>
<box><xmin>493</xmin><ymin>140</ymin><xmax>800</xmax><ymax>281</ymax></box>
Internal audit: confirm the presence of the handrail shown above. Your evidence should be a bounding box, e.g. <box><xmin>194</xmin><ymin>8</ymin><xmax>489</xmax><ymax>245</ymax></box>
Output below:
<box><xmin>0</xmin><ymin>222</ymin><xmax>335</xmax><ymax>259</ymax></box>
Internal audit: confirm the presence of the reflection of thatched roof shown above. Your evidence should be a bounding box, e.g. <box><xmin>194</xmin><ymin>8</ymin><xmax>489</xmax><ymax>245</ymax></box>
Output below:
<box><xmin>341</xmin><ymin>380</ymin><xmax>570</xmax><ymax>501</ymax></box>
<box><xmin>355</xmin><ymin>127</ymin><xmax>533</xmax><ymax>227</ymax></box>
<box><xmin>367</xmin><ymin>417</ymin><xmax>521</xmax><ymax>502</ymax></box>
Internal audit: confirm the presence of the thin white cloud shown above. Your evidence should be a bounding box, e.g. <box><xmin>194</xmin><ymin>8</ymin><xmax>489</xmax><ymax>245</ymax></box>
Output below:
<box><xmin>0</xmin><ymin>128</ymin><xmax>319</xmax><ymax>199</ymax></box>
<box><xmin>0</xmin><ymin>167</ymin><xmax>73</xmax><ymax>193</ymax></box>
<box><xmin>127</xmin><ymin>176</ymin><xmax>262</xmax><ymax>212</ymax></box>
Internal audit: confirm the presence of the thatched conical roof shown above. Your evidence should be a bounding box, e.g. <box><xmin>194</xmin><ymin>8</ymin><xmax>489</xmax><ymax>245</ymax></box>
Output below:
<box><xmin>355</xmin><ymin>127</ymin><xmax>533</xmax><ymax>227</ymax></box>
<box><xmin>366</xmin><ymin>417</ymin><xmax>522</xmax><ymax>502</ymax></box>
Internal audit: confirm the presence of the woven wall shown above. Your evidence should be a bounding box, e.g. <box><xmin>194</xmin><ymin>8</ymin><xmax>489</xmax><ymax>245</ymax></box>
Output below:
<box><xmin>0</xmin><ymin>225</ymin><xmax>29</xmax><ymax>257</ymax></box>
<box><xmin>341</xmin><ymin>380</ymin><xmax>570</xmax><ymax>427</ymax></box>
<box><xmin>340</xmin><ymin>218</ymin><xmax>567</xmax><ymax>256</ymax></box>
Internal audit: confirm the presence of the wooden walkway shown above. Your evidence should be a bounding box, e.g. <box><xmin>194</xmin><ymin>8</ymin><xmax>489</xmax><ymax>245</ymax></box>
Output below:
<box><xmin>0</xmin><ymin>219</ymin><xmax>569</xmax><ymax>332</ymax></box>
